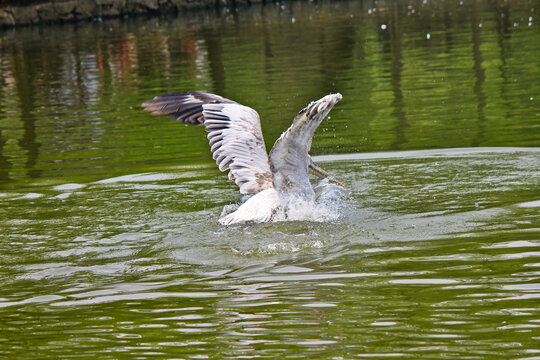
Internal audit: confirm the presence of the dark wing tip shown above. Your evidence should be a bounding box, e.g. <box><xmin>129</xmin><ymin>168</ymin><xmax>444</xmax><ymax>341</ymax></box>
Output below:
<box><xmin>187</xmin><ymin>91</ymin><xmax>237</xmax><ymax>104</ymax></box>
<box><xmin>142</xmin><ymin>91</ymin><xmax>236</xmax><ymax>125</ymax></box>
<box><xmin>142</xmin><ymin>91</ymin><xmax>238</xmax><ymax>125</ymax></box>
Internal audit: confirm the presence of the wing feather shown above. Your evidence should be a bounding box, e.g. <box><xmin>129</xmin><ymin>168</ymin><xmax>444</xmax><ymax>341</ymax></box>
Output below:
<box><xmin>268</xmin><ymin>93</ymin><xmax>342</xmax><ymax>199</ymax></box>
<box><xmin>142</xmin><ymin>91</ymin><xmax>273</xmax><ymax>194</ymax></box>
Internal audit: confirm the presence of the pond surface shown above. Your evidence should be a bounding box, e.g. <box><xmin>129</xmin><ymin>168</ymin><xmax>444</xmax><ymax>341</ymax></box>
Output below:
<box><xmin>1</xmin><ymin>0</ymin><xmax>540</xmax><ymax>358</ymax></box>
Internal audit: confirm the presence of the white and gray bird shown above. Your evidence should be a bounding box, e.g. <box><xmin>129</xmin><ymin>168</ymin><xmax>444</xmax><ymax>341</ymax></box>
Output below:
<box><xmin>142</xmin><ymin>91</ymin><xmax>344</xmax><ymax>225</ymax></box>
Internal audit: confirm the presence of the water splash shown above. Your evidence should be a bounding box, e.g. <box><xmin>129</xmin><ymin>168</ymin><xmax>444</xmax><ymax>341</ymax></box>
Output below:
<box><xmin>273</xmin><ymin>184</ymin><xmax>348</xmax><ymax>223</ymax></box>
<box><xmin>221</xmin><ymin>179</ymin><xmax>349</xmax><ymax>224</ymax></box>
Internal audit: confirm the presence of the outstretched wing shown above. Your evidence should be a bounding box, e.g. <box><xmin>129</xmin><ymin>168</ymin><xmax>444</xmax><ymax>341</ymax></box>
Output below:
<box><xmin>268</xmin><ymin>93</ymin><xmax>342</xmax><ymax>199</ymax></box>
<box><xmin>142</xmin><ymin>91</ymin><xmax>273</xmax><ymax>194</ymax></box>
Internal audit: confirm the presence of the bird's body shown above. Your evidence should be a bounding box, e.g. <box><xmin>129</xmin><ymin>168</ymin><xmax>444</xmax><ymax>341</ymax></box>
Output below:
<box><xmin>142</xmin><ymin>91</ymin><xmax>343</xmax><ymax>225</ymax></box>
<box><xmin>220</xmin><ymin>188</ymin><xmax>279</xmax><ymax>225</ymax></box>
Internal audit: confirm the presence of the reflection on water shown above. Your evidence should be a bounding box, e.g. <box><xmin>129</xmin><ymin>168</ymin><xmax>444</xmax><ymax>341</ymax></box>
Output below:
<box><xmin>1</xmin><ymin>0</ymin><xmax>540</xmax><ymax>358</ymax></box>
<box><xmin>387</xmin><ymin>1</ymin><xmax>408</xmax><ymax>149</ymax></box>
<box><xmin>0</xmin><ymin>0</ymin><xmax>538</xmax><ymax>186</ymax></box>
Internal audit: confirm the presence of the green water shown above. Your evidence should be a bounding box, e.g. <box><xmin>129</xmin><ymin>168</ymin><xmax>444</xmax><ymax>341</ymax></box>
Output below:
<box><xmin>1</xmin><ymin>0</ymin><xmax>540</xmax><ymax>358</ymax></box>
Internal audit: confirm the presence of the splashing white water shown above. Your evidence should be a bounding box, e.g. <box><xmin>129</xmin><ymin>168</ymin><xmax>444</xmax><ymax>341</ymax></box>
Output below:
<box><xmin>222</xmin><ymin>179</ymin><xmax>349</xmax><ymax>224</ymax></box>
<box><xmin>276</xmin><ymin>179</ymin><xmax>349</xmax><ymax>223</ymax></box>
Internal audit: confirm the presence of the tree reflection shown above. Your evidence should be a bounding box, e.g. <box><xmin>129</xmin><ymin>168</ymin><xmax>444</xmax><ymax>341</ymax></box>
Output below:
<box><xmin>0</xmin><ymin>0</ymin><xmax>538</xmax><ymax>185</ymax></box>
<box><xmin>471</xmin><ymin>0</ymin><xmax>486</xmax><ymax>147</ymax></box>
<box><xmin>0</xmin><ymin>54</ymin><xmax>11</xmax><ymax>182</ymax></box>
<box><xmin>494</xmin><ymin>0</ymin><xmax>511</xmax><ymax>124</ymax></box>
<box><xmin>201</xmin><ymin>27</ymin><xmax>226</xmax><ymax>95</ymax></box>
<box><xmin>388</xmin><ymin>1</ymin><xmax>408</xmax><ymax>149</ymax></box>
<box><xmin>0</xmin><ymin>129</ymin><xmax>10</xmax><ymax>182</ymax></box>
<box><xmin>11</xmin><ymin>42</ymin><xmax>42</xmax><ymax>179</ymax></box>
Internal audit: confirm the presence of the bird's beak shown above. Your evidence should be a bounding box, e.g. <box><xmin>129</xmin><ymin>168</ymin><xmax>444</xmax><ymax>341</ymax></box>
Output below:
<box><xmin>308</xmin><ymin>160</ymin><xmax>346</xmax><ymax>188</ymax></box>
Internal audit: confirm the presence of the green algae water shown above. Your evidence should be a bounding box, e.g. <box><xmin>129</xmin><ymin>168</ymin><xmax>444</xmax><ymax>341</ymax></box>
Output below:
<box><xmin>1</xmin><ymin>1</ymin><xmax>540</xmax><ymax>358</ymax></box>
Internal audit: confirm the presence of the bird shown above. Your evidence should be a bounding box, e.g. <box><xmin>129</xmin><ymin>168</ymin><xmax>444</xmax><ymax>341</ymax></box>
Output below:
<box><xmin>142</xmin><ymin>91</ymin><xmax>344</xmax><ymax>225</ymax></box>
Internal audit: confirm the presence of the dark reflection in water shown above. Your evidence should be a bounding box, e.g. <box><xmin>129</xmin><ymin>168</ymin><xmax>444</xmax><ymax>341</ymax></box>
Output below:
<box><xmin>388</xmin><ymin>1</ymin><xmax>408</xmax><ymax>149</ymax></box>
<box><xmin>0</xmin><ymin>71</ymin><xmax>9</xmax><ymax>181</ymax></box>
<box><xmin>11</xmin><ymin>42</ymin><xmax>42</xmax><ymax>178</ymax></box>
<box><xmin>0</xmin><ymin>0</ymin><xmax>538</xmax><ymax>186</ymax></box>
<box><xmin>0</xmin><ymin>130</ymin><xmax>9</xmax><ymax>181</ymax></box>
<box><xmin>202</xmin><ymin>27</ymin><xmax>227</xmax><ymax>94</ymax></box>
<box><xmin>317</xmin><ymin>11</ymin><xmax>355</xmax><ymax>92</ymax></box>
<box><xmin>471</xmin><ymin>0</ymin><xmax>487</xmax><ymax>147</ymax></box>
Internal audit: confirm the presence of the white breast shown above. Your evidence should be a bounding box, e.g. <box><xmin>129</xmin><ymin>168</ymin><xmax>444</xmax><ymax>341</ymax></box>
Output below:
<box><xmin>219</xmin><ymin>188</ymin><xmax>280</xmax><ymax>225</ymax></box>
